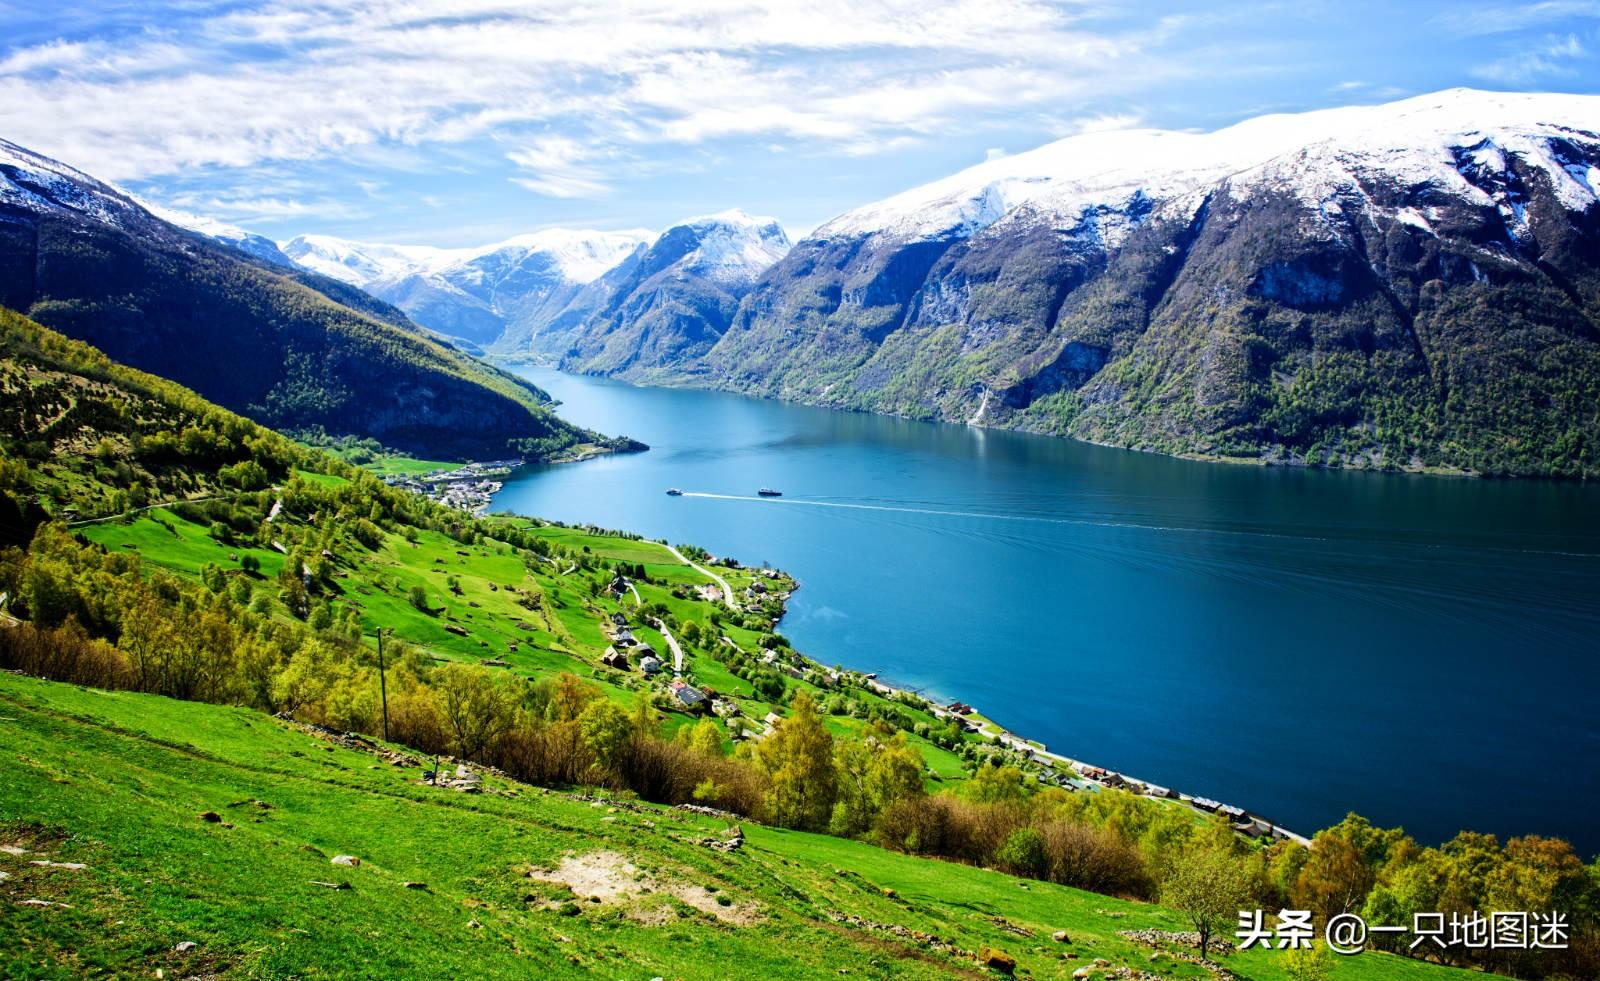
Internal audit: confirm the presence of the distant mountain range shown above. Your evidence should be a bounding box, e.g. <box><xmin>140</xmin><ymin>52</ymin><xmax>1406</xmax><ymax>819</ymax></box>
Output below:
<box><xmin>0</xmin><ymin>138</ymin><xmax>603</xmax><ymax>459</ymax></box>
<box><xmin>271</xmin><ymin>211</ymin><xmax>790</xmax><ymax>375</ymax></box>
<box><xmin>18</xmin><ymin>87</ymin><xmax>1598</xmax><ymax>476</ymax></box>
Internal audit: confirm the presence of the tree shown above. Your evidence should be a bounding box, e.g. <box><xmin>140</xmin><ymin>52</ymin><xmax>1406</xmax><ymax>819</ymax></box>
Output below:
<box><xmin>433</xmin><ymin>663</ymin><xmax>517</xmax><ymax>761</ymax></box>
<box><xmin>755</xmin><ymin>690</ymin><xmax>835</xmax><ymax>830</ymax></box>
<box><xmin>996</xmin><ymin>827</ymin><xmax>1049</xmax><ymax>878</ymax></box>
<box><xmin>1293</xmin><ymin>814</ymin><xmax>1403</xmax><ymax>920</ymax></box>
<box><xmin>1162</xmin><ymin>844</ymin><xmax>1254</xmax><ymax>960</ymax></box>
<box><xmin>685</xmin><ymin>718</ymin><xmax>723</xmax><ymax>758</ymax></box>
<box><xmin>578</xmin><ymin>698</ymin><xmax>634</xmax><ymax>772</ymax></box>
<box><xmin>1283</xmin><ymin>943</ymin><xmax>1333</xmax><ymax>981</ymax></box>
<box><xmin>966</xmin><ymin>762</ymin><xmax>1028</xmax><ymax>805</ymax></box>
<box><xmin>833</xmin><ymin>728</ymin><xmax>926</xmax><ymax>836</ymax></box>
<box><xmin>407</xmin><ymin>584</ymin><xmax>431</xmax><ymax>613</ymax></box>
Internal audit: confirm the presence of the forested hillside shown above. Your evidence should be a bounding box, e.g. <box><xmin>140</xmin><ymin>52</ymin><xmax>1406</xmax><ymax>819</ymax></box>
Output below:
<box><xmin>0</xmin><ymin>139</ymin><xmax>600</xmax><ymax>459</ymax></box>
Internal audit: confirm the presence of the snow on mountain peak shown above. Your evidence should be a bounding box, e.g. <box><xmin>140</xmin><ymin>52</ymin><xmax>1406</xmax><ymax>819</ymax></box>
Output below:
<box><xmin>818</xmin><ymin>88</ymin><xmax>1600</xmax><ymax>244</ymax></box>
<box><xmin>0</xmin><ymin>137</ymin><xmax>141</xmax><ymax>228</ymax></box>
<box><xmin>471</xmin><ymin>228</ymin><xmax>654</xmax><ymax>284</ymax></box>
<box><xmin>671</xmin><ymin>209</ymin><xmax>790</xmax><ymax>285</ymax></box>
<box><xmin>279</xmin><ymin>234</ymin><xmax>454</xmax><ymax>287</ymax></box>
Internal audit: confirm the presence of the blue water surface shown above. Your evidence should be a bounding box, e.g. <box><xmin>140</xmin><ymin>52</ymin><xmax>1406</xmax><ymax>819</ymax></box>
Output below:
<box><xmin>494</xmin><ymin>367</ymin><xmax>1600</xmax><ymax>853</ymax></box>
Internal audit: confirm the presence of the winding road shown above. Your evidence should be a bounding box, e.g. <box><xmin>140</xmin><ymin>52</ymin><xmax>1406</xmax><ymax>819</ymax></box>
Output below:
<box><xmin>658</xmin><ymin>542</ymin><xmax>737</xmax><ymax>610</ymax></box>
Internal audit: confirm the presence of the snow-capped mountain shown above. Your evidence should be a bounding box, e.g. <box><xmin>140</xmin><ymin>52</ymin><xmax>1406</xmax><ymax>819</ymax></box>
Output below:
<box><xmin>0</xmin><ymin>137</ymin><xmax>149</xmax><ymax>230</ymax></box>
<box><xmin>700</xmin><ymin>89</ymin><xmax>1600</xmax><ymax>476</ymax></box>
<box><xmin>146</xmin><ymin>205</ymin><xmax>296</xmax><ymax>268</ymax></box>
<box><xmin>0</xmin><ymin>141</ymin><xmax>295</xmax><ymax>270</ymax></box>
<box><xmin>556</xmin><ymin>210</ymin><xmax>792</xmax><ymax>379</ymax></box>
<box><xmin>267</xmin><ymin>211</ymin><xmax>791</xmax><ymax>363</ymax></box>
<box><xmin>817</xmin><ymin>89</ymin><xmax>1599</xmax><ymax>245</ymax></box>
<box><xmin>280</xmin><ymin>234</ymin><xmax>450</xmax><ymax>286</ymax></box>
<box><xmin>274</xmin><ymin>229</ymin><xmax>652</xmax><ymax>348</ymax></box>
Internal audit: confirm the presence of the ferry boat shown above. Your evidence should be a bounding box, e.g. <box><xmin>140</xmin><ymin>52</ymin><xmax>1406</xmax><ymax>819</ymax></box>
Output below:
<box><xmin>758</xmin><ymin>487</ymin><xmax>782</xmax><ymax>497</ymax></box>
<box><xmin>665</xmin><ymin>488</ymin><xmax>683</xmax><ymax>496</ymax></box>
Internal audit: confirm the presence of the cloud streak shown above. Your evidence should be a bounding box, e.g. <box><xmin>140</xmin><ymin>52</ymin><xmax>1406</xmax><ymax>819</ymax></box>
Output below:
<box><xmin>0</xmin><ymin>0</ymin><xmax>1152</xmax><ymax>197</ymax></box>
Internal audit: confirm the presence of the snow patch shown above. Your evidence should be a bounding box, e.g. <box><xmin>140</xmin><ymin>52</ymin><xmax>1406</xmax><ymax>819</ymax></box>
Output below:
<box><xmin>819</xmin><ymin>89</ymin><xmax>1600</xmax><ymax>244</ymax></box>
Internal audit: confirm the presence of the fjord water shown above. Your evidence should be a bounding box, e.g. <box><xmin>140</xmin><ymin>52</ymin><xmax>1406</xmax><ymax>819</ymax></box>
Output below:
<box><xmin>496</xmin><ymin>367</ymin><xmax>1600</xmax><ymax>852</ymax></box>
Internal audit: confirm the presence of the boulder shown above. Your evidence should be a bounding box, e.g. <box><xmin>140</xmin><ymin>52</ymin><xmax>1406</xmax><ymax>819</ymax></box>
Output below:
<box><xmin>1053</xmin><ymin>930</ymin><xmax>1071</xmax><ymax>943</ymax></box>
<box><xmin>173</xmin><ymin>941</ymin><xmax>198</xmax><ymax>953</ymax></box>
<box><xmin>331</xmin><ymin>854</ymin><xmax>361</xmax><ymax>867</ymax></box>
<box><xmin>978</xmin><ymin>947</ymin><xmax>1016</xmax><ymax>974</ymax></box>
<box><xmin>197</xmin><ymin>811</ymin><xmax>222</xmax><ymax>823</ymax></box>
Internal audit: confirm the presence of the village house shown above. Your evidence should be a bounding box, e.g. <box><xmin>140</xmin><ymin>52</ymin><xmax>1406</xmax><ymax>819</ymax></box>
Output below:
<box><xmin>601</xmin><ymin>650</ymin><xmax>630</xmax><ymax>671</ymax></box>
<box><xmin>670</xmin><ymin>679</ymin><xmax>708</xmax><ymax>713</ymax></box>
<box><xmin>639</xmin><ymin>655</ymin><xmax>662</xmax><ymax>676</ymax></box>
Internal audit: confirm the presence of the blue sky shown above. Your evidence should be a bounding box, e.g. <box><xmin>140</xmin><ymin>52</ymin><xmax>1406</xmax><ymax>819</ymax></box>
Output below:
<box><xmin>3</xmin><ymin>0</ymin><xmax>1599</xmax><ymax>246</ymax></box>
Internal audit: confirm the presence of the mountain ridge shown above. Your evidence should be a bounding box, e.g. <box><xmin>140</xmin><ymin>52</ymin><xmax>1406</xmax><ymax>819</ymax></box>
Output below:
<box><xmin>0</xmin><ymin>137</ymin><xmax>605</xmax><ymax>459</ymax></box>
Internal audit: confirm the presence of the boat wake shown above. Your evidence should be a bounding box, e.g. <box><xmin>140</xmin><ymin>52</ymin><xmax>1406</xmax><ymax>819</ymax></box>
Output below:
<box><xmin>675</xmin><ymin>491</ymin><xmax>1600</xmax><ymax>560</ymax></box>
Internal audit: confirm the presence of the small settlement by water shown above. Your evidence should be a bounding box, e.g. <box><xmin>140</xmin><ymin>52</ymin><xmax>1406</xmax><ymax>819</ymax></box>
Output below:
<box><xmin>382</xmin><ymin>460</ymin><xmax>520</xmax><ymax>514</ymax></box>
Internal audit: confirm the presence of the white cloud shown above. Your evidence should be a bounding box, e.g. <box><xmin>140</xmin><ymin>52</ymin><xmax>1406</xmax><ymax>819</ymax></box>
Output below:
<box><xmin>506</xmin><ymin>137</ymin><xmax>615</xmax><ymax>199</ymax></box>
<box><xmin>1442</xmin><ymin>1</ymin><xmax>1600</xmax><ymax>37</ymax></box>
<box><xmin>0</xmin><ymin>0</ymin><xmax>1158</xmax><ymax>191</ymax></box>
<box><xmin>1067</xmin><ymin>111</ymin><xmax>1143</xmax><ymax>134</ymax></box>
<box><xmin>1471</xmin><ymin>32</ymin><xmax>1588</xmax><ymax>83</ymax></box>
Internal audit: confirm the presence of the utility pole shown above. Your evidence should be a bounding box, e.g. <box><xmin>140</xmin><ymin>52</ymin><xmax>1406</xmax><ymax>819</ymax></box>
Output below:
<box><xmin>377</xmin><ymin>627</ymin><xmax>391</xmax><ymax>742</ymax></box>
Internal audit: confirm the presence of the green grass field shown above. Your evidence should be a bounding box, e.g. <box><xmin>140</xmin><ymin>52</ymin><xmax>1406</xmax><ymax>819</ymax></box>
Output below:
<box><xmin>78</xmin><ymin>507</ymin><xmax>969</xmax><ymax>770</ymax></box>
<box><xmin>0</xmin><ymin>674</ymin><xmax>1477</xmax><ymax>980</ymax></box>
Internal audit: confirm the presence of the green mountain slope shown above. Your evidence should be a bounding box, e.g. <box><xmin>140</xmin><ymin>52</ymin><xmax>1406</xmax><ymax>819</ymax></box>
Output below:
<box><xmin>0</xmin><ymin>139</ymin><xmax>601</xmax><ymax>459</ymax></box>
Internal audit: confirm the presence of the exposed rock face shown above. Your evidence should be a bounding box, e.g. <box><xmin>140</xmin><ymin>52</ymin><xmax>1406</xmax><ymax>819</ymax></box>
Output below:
<box><xmin>556</xmin><ymin>211</ymin><xmax>791</xmax><ymax>381</ymax></box>
<box><xmin>701</xmin><ymin>90</ymin><xmax>1600</xmax><ymax>477</ymax></box>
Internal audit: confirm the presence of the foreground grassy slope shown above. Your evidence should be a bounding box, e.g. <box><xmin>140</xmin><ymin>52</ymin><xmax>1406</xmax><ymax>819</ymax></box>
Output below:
<box><xmin>0</xmin><ymin>674</ymin><xmax>1474</xmax><ymax>981</ymax></box>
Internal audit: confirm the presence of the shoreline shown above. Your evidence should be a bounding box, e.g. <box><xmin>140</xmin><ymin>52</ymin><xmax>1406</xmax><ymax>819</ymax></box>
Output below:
<box><xmin>496</xmin><ymin>359</ymin><xmax>1499</xmax><ymax>483</ymax></box>
<box><xmin>649</xmin><ymin>535</ymin><xmax>1316</xmax><ymax>848</ymax></box>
